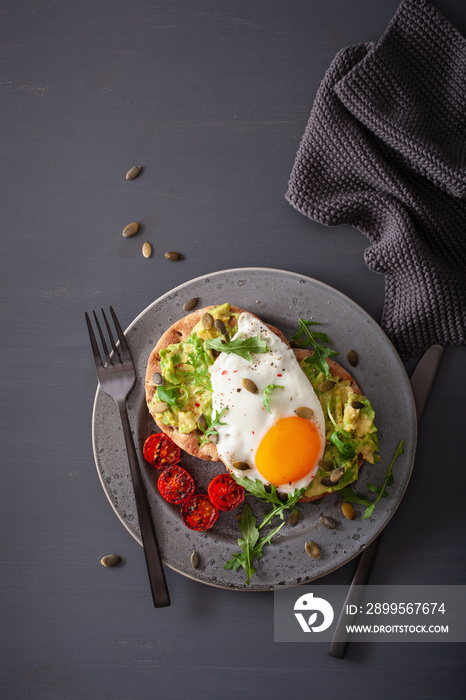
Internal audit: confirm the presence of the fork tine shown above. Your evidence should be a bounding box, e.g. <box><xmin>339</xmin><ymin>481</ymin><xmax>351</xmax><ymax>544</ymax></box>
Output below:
<box><xmin>93</xmin><ymin>310</ymin><xmax>113</xmax><ymax>365</ymax></box>
<box><xmin>85</xmin><ymin>311</ymin><xmax>103</xmax><ymax>368</ymax></box>
<box><xmin>110</xmin><ymin>306</ymin><xmax>130</xmax><ymax>356</ymax></box>
<box><xmin>101</xmin><ymin>308</ymin><xmax>120</xmax><ymax>363</ymax></box>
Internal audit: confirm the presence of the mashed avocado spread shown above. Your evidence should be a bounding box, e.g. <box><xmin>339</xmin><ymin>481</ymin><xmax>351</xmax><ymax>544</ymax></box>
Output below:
<box><xmin>149</xmin><ymin>303</ymin><xmax>379</xmax><ymax>498</ymax></box>
<box><xmin>150</xmin><ymin>304</ymin><xmax>238</xmax><ymax>433</ymax></box>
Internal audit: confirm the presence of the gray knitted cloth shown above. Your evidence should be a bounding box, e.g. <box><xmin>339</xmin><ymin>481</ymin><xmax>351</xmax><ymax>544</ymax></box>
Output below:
<box><xmin>286</xmin><ymin>0</ymin><xmax>466</xmax><ymax>358</ymax></box>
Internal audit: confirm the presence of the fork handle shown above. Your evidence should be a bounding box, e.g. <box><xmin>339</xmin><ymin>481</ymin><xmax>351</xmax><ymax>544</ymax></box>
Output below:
<box><xmin>117</xmin><ymin>400</ymin><xmax>171</xmax><ymax>608</ymax></box>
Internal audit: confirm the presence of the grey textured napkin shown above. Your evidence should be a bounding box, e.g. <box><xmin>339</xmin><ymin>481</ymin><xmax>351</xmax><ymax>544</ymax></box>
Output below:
<box><xmin>286</xmin><ymin>0</ymin><xmax>466</xmax><ymax>358</ymax></box>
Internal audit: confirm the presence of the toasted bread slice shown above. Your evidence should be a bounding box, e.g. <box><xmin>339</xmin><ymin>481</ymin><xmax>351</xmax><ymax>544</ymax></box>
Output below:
<box><xmin>145</xmin><ymin>306</ymin><xmax>361</xmax><ymax>473</ymax></box>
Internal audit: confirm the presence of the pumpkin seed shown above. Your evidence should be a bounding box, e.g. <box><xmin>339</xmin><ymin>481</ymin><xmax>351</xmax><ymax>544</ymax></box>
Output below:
<box><xmin>208</xmin><ymin>433</ymin><xmax>218</xmax><ymax>444</ymax></box>
<box><xmin>214</xmin><ymin>318</ymin><xmax>227</xmax><ymax>335</ymax></box>
<box><xmin>151</xmin><ymin>401</ymin><xmax>168</xmax><ymax>413</ymax></box>
<box><xmin>190</xmin><ymin>550</ymin><xmax>199</xmax><ymax>569</ymax></box>
<box><xmin>241</xmin><ymin>378</ymin><xmax>258</xmax><ymax>394</ymax></box>
<box><xmin>318</xmin><ymin>379</ymin><xmax>335</xmax><ymax>392</ymax></box>
<box><xmin>318</xmin><ymin>459</ymin><xmax>334</xmax><ymax>471</ymax></box>
<box><xmin>142</xmin><ymin>241</ymin><xmax>152</xmax><ymax>258</ymax></box>
<box><xmin>122</xmin><ymin>222</ymin><xmax>140</xmax><ymax>238</ymax></box>
<box><xmin>287</xmin><ymin>509</ymin><xmax>300</xmax><ymax>527</ymax></box>
<box><xmin>320</xmin><ymin>476</ymin><xmax>335</xmax><ymax>488</ymax></box>
<box><xmin>295</xmin><ymin>406</ymin><xmax>315</xmax><ymax>420</ymax></box>
<box><xmin>100</xmin><ymin>554</ymin><xmax>121</xmax><ymax>567</ymax></box>
<box><xmin>125</xmin><ymin>165</ymin><xmax>143</xmax><ymax>180</ymax></box>
<box><xmin>330</xmin><ymin>467</ymin><xmax>345</xmax><ymax>483</ymax></box>
<box><xmin>201</xmin><ymin>312</ymin><xmax>214</xmax><ymax>329</ymax></box>
<box><xmin>233</xmin><ymin>461</ymin><xmax>251</xmax><ymax>471</ymax></box>
<box><xmin>197</xmin><ymin>414</ymin><xmax>208</xmax><ymax>431</ymax></box>
<box><xmin>320</xmin><ymin>514</ymin><xmax>338</xmax><ymax>530</ymax></box>
<box><xmin>341</xmin><ymin>502</ymin><xmax>355</xmax><ymax>520</ymax></box>
<box><xmin>305</xmin><ymin>541</ymin><xmax>321</xmax><ymax>559</ymax></box>
<box><xmin>165</xmin><ymin>251</ymin><xmax>182</xmax><ymax>261</ymax></box>
<box><xmin>350</xmin><ymin>400</ymin><xmax>365</xmax><ymax>410</ymax></box>
<box><xmin>347</xmin><ymin>349</ymin><xmax>359</xmax><ymax>367</ymax></box>
<box><xmin>183</xmin><ymin>297</ymin><xmax>199</xmax><ymax>312</ymax></box>
<box><xmin>152</xmin><ymin>372</ymin><xmax>164</xmax><ymax>385</ymax></box>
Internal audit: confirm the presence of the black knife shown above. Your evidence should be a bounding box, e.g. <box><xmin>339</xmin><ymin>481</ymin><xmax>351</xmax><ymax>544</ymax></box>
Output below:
<box><xmin>328</xmin><ymin>345</ymin><xmax>444</xmax><ymax>658</ymax></box>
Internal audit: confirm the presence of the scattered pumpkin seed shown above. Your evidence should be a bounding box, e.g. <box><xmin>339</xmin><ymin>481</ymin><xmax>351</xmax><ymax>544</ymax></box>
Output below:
<box><xmin>287</xmin><ymin>509</ymin><xmax>300</xmax><ymax>527</ymax></box>
<box><xmin>183</xmin><ymin>297</ymin><xmax>199</xmax><ymax>312</ymax></box>
<box><xmin>321</xmin><ymin>476</ymin><xmax>335</xmax><ymax>488</ymax></box>
<box><xmin>320</xmin><ymin>515</ymin><xmax>338</xmax><ymax>530</ymax></box>
<box><xmin>152</xmin><ymin>372</ymin><xmax>164</xmax><ymax>385</ymax></box>
<box><xmin>347</xmin><ymin>349</ymin><xmax>359</xmax><ymax>367</ymax></box>
<box><xmin>233</xmin><ymin>461</ymin><xmax>251</xmax><ymax>471</ymax></box>
<box><xmin>330</xmin><ymin>467</ymin><xmax>345</xmax><ymax>484</ymax></box>
<box><xmin>125</xmin><ymin>165</ymin><xmax>143</xmax><ymax>180</ymax></box>
<box><xmin>190</xmin><ymin>550</ymin><xmax>199</xmax><ymax>569</ymax></box>
<box><xmin>341</xmin><ymin>502</ymin><xmax>355</xmax><ymax>520</ymax></box>
<box><xmin>100</xmin><ymin>554</ymin><xmax>121</xmax><ymax>567</ymax></box>
<box><xmin>295</xmin><ymin>406</ymin><xmax>315</xmax><ymax>420</ymax></box>
<box><xmin>214</xmin><ymin>318</ymin><xmax>227</xmax><ymax>335</ymax></box>
<box><xmin>151</xmin><ymin>401</ymin><xmax>168</xmax><ymax>414</ymax></box>
<box><xmin>350</xmin><ymin>400</ymin><xmax>365</xmax><ymax>410</ymax></box>
<box><xmin>165</xmin><ymin>251</ymin><xmax>182</xmax><ymax>261</ymax></box>
<box><xmin>242</xmin><ymin>378</ymin><xmax>258</xmax><ymax>394</ymax></box>
<box><xmin>201</xmin><ymin>312</ymin><xmax>214</xmax><ymax>329</ymax></box>
<box><xmin>318</xmin><ymin>459</ymin><xmax>334</xmax><ymax>471</ymax></box>
<box><xmin>122</xmin><ymin>222</ymin><xmax>140</xmax><ymax>238</ymax></box>
<box><xmin>142</xmin><ymin>241</ymin><xmax>152</xmax><ymax>258</ymax></box>
<box><xmin>208</xmin><ymin>433</ymin><xmax>218</xmax><ymax>444</ymax></box>
<box><xmin>318</xmin><ymin>379</ymin><xmax>335</xmax><ymax>392</ymax></box>
<box><xmin>305</xmin><ymin>541</ymin><xmax>321</xmax><ymax>559</ymax></box>
<box><xmin>197</xmin><ymin>414</ymin><xmax>208</xmax><ymax>431</ymax></box>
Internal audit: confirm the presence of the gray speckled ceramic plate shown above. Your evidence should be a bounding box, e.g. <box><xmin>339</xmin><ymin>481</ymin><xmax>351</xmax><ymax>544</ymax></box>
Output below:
<box><xmin>92</xmin><ymin>268</ymin><xmax>417</xmax><ymax>591</ymax></box>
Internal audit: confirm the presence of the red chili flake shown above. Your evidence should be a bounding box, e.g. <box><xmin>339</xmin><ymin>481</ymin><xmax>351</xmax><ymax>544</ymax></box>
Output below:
<box><xmin>277</xmin><ymin>374</ymin><xmax>282</xmax><ymax>377</ymax></box>
<box><xmin>222</xmin><ymin>370</ymin><xmax>228</xmax><ymax>376</ymax></box>
<box><xmin>195</xmin><ymin>402</ymin><xmax>200</xmax><ymax>407</ymax></box>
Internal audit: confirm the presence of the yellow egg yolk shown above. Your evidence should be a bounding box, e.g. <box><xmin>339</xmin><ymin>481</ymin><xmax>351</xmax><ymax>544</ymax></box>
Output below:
<box><xmin>254</xmin><ymin>415</ymin><xmax>322</xmax><ymax>486</ymax></box>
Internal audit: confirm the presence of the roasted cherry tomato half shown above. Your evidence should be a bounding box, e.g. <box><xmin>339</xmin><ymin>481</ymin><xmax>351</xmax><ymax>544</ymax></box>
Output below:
<box><xmin>180</xmin><ymin>494</ymin><xmax>218</xmax><ymax>532</ymax></box>
<box><xmin>143</xmin><ymin>433</ymin><xmax>181</xmax><ymax>469</ymax></box>
<box><xmin>157</xmin><ymin>466</ymin><xmax>195</xmax><ymax>505</ymax></box>
<box><xmin>207</xmin><ymin>473</ymin><xmax>245</xmax><ymax>511</ymax></box>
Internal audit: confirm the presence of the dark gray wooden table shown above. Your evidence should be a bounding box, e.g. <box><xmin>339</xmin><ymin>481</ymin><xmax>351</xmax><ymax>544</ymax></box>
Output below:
<box><xmin>2</xmin><ymin>1</ymin><xmax>465</xmax><ymax>698</ymax></box>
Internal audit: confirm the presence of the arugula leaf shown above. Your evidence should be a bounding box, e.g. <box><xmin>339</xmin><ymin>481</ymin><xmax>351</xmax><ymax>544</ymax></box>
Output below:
<box><xmin>224</xmin><ymin>476</ymin><xmax>306</xmax><ymax>584</ymax></box>
<box><xmin>184</xmin><ymin>350</ymin><xmax>213</xmax><ymax>392</ymax></box>
<box><xmin>197</xmin><ymin>406</ymin><xmax>228</xmax><ymax>448</ymax></box>
<box><xmin>156</xmin><ymin>384</ymin><xmax>188</xmax><ymax>407</ymax></box>
<box><xmin>262</xmin><ymin>383</ymin><xmax>284</xmax><ymax>413</ymax></box>
<box><xmin>292</xmin><ymin>319</ymin><xmax>338</xmax><ymax>378</ymax></box>
<box><xmin>223</xmin><ymin>504</ymin><xmax>260</xmax><ymax>583</ymax></box>
<box><xmin>206</xmin><ymin>335</ymin><xmax>268</xmax><ymax>362</ymax></box>
<box><xmin>340</xmin><ymin>439</ymin><xmax>404</xmax><ymax>519</ymax></box>
<box><xmin>338</xmin><ymin>487</ymin><xmax>373</xmax><ymax>508</ymax></box>
<box><xmin>327</xmin><ymin>405</ymin><xmax>358</xmax><ymax>459</ymax></box>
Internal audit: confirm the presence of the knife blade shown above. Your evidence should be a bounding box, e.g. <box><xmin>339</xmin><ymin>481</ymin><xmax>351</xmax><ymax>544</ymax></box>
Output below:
<box><xmin>328</xmin><ymin>345</ymin><xmax>444</xmax><ymax>658</ymax></box>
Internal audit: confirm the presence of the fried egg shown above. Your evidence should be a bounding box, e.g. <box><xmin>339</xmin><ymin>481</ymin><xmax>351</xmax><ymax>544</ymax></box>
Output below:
<box><xmin>209</xmin><ymin>312</ymin><xmax>325</xmax><ymax>494</ymax></box>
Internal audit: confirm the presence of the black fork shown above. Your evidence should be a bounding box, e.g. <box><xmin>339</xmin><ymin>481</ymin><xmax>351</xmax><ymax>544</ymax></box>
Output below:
<box><xmin>85</xmin><ymin>307</ymin><xmax>170</xmax><ymax>608</ymax></box>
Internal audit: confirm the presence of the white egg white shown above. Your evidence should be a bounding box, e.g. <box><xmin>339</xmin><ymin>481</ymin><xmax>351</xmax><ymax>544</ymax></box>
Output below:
<box><xmin>209</xmin><ymin>312</ymin><xmax>325</xmax><ymax>493</ymax></box>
